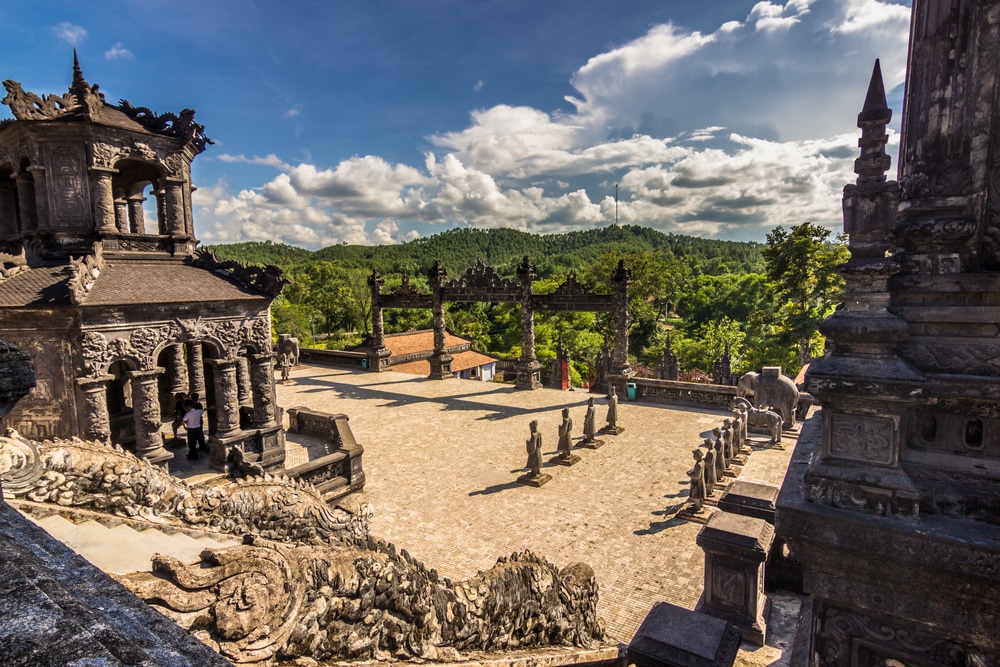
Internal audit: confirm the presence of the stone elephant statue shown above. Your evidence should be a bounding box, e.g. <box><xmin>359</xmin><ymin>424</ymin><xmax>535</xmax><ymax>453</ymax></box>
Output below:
<box><xmin>736</xmin><ymin>368</ymin><xmax>799</xmax><ymax>429</ymax></box>
<box><xmin>277</xmin><ymin>334</ymin><xmax>300</xmax><ymax>367</ymax></box>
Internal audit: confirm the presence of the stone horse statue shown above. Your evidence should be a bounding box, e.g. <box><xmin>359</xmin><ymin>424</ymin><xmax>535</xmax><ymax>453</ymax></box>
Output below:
<box><xmin>732</xmin><ymin>397</ymin><xmax>782</xmax><ymax>445</ymax></box>
<box><xmin>736</xmin><ymin>369</ymin><xmax>799</xmax><ymax>429</ymax></box>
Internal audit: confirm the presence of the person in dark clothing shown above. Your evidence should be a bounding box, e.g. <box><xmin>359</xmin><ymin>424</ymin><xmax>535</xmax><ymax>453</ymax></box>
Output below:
<box><xmin>171</xmin><ymin>392</ymin><xmax>188</xmax><ymax>440</ymax></box>
<box><xmin>181</xmin><ymin>399</ymin><xmax>206</xmax><ymax>459</ymax></box>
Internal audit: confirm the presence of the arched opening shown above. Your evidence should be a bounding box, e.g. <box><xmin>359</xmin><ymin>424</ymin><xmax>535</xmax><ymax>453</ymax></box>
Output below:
<box><xmin>107</xmin><ymin>360</ymin><xmax>135</xmax><ymax>447</ymax></box>
<box><xmin>918</xmin><ymin>414</ymin><xmax>937</xmax><ymax>443</ymax></box>
<box><xmin>113</xmin><ymin>160</ymin><xmax>163</xmax><ymax>234</ymax></box>
<box><xmin>964</xmin><ymin>418</ymin><xmax>984</xmax><ymax>451</ymax></box>
<box><xmin>0</xmin><ymin>162</ymin><xmax>20</xmax><ymax>240</ymax></box>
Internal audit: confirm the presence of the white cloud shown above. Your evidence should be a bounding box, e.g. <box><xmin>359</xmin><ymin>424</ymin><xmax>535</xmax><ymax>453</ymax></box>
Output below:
<box><xmin>284</xmin><ymin>107</ymin><xmax>300</xmax><ymax>118</ymax></box>
<box><xmin>195</xmin><ymin>1</ymin><xmax>911</xmax><ymax>248</ymax></box>
<box><xmin>104</xmin><ymin>42</ymin><xmax>134</xmax><ymax>60</ymax></box>
<box><xmin>217</xmin><ymin>153</ymin><xmax>292</xmax><ymax>170</ymax></box>
<box><xmin>473</xmin><ymin>80</ymin><xmax>484</xmax><ymax>92</ymax></box>
<box><xmin>54</xmin><ymin>22</ymin><xmax>87</xmax><ymax>46</ymax></box>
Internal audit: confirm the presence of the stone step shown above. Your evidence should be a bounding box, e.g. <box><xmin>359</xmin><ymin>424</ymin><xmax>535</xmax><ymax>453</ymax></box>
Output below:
<box><xmin>0</xmin><ymin>502</ymin><xmax>231</xmax><ymax>666</ymax></box>
<box><xmin>29</xmin><ymin>513</ymin><xmax>240</xmax><ymax>574</ymax></box>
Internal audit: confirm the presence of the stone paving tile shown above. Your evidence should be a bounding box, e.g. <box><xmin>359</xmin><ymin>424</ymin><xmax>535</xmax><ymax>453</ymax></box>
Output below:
<box><xmin>276</xmin><ymin>365</ymin><xmax>798</xmax><ymax>644</ymax></box>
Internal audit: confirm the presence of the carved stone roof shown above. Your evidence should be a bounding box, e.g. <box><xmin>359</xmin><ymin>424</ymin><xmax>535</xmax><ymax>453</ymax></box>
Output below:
<box><xmin>0</xmin><ymin>258</ymin><xmax>269</xmax><ymax>308</ymax></box>
<box><xmin>83</xmin><ymin>258</ymin><xmax>269</xmax><ymax>306</ymax></box>
<box><xmin>1</xmin><ymin>53</ymin><xmax>211</xmax><ymax>153</ymax></box>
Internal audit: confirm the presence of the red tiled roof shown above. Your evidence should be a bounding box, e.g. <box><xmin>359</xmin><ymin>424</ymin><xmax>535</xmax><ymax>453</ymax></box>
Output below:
<box><xmin>392</xmin><ymin>349</ymin><xmax>497</xmax><ymax>377</ymax></box>
<box><xmin>382</xmin><ymin>330</ymin><xmax>469</xmax><ymax>357</ymax></box>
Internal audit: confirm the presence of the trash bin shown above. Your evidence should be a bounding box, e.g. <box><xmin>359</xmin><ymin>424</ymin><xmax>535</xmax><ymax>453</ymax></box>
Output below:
<box><xmin>626</xmin><ymin>382</ymin><xmax>637</xmax><ymax>401</ymax></box>
<box><xmin>361</xmin><ymin>358</ymin><xmax>370</xmax><ymax>370</ymax></box>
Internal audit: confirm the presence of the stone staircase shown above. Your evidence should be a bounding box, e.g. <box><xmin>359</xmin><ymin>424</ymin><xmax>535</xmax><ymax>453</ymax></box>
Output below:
<box><xmin>22</xmin><ymin>509</ymin><xmax>242</xmax><ymax>575</ymax></box>
<box><xmin>0</xmin><ymin>501</ymin><xmax>232</xmax><ymax>666</ymax></box>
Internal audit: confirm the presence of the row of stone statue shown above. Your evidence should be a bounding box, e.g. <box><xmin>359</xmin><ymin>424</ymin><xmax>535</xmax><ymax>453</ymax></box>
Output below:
<box><xmin>519</xmin><ymin>387</ymin><xmax>624</xmax><ymax>487</ymax></box>
<box><xmin>686</xmin><ymin>403</ymin><xmax>753</xmax><ymax>512</ymax></box>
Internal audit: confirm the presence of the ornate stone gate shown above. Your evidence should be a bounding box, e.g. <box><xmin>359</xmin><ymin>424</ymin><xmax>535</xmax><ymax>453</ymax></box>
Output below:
<box><xmin>366</xmin><ymin>257</ymin><xmax>633</xmax><ymax>390</ymax></box>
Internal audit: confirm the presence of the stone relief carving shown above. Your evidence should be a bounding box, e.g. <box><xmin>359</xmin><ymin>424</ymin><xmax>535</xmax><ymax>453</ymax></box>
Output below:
<box><xmin>67</xmin><ymin>243</ymin><xmax>104</xmax><ymax>305</ymax></box>
<box><xmin>79</xmin><ymin>323</ymin><xmax>183</xmax><ymax>376</ymax></box>
<box><xmin>814</xmin><ymin>603</ymin><xmax>992</xmax><ymax>667</ymax></box>
<box><xmin>901</xmin><ymin>342</ymin><xmax>1000</xmax><ymax>376</ymax></box>
<box><xmin>444</xmin><ymin>259</ymin><xmax>518</xmax><ymax>291</ymax></box>
<box><xmin>90</xmin><ymin>142</ymin><xmax>120</xmax><ymax>169</ymax></box>
<box><xmin>829</xmin><ymin>413</ymin><xmax>894</xmax><ymax>466</ymax></box>
<box><xmin>193</xmin><ymin>249</ymin><xmax>288</xmax><ymax>297</ymax></box>
<box><xmin>119</xmin><ymin>538</ymin><xmax>602</xmax><ymax>664</ymax></box>
<box><xmin>0</xmin><ymin>435</ymin><xmax>369</xmax><ymax>543</ymax></box>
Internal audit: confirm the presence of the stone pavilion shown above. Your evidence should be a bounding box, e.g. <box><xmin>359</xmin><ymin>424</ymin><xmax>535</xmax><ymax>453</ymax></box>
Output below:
<box><xmin>0</xmin><ymin>55</ymin><xmax>286</xmax><ymax>469</ymax></box>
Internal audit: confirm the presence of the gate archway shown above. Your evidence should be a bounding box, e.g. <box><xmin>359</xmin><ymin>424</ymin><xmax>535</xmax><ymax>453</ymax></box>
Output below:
<box><xmin>366</xmin><ymin>256</ymin><xmax>633</xmax><ymax>390</ymax></box>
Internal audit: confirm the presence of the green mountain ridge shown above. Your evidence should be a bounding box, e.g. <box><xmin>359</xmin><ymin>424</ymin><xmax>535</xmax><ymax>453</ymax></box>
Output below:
<box><xmin>205</xmin><ymin>225</ymin><xmax>763</xmax><ymax>276</ymax></box>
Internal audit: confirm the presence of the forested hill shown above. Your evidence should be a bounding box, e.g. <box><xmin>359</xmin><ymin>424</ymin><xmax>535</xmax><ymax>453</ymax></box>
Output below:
<box><xmin>206</xmin><ymin>225</ymin><xmax>764</xmax><ymax>276</ymax></box>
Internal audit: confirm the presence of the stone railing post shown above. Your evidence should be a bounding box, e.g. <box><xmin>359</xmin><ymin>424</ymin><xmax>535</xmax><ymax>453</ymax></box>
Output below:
<box><xmin>75</xmin><ymin>374</ymin><xmax>113</xmax><ymax>443</ymax></box>
<box><xmin>128</xmin><ymin>368</ymin><xmax>172</xmax><ymax>465</ymax></box>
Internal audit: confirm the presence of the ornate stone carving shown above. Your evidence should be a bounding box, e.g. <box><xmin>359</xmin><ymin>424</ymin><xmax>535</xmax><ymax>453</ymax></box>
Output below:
<box><xmin>900</xmin><ymin>341</ymin><xmax>1000</xmax><ymax>376</ymax></box>
<box><xmin>90</xmin><ymin>142</ymin><xmax>120</xmax><ymax>169</ymax></box>
<box><xmin>813</xmin><ymin>603</ymin><xmax>994</xmax><ymax>667</ymax></box>
<box><xmin>1</xmin><ymin>79</ymin><xmax>75</xmax><ymax>120</ymax></box>
<box><xmin>193</xmin><ymin>249</ymin><xmax>288</xmax><ymax>297</ymax></box>
<box><xmin>445</xmin><ymin>258</ymin><xmax>518</xmax><ymax>291</ymax></box>
<box><xmin>67</xmin><ymin>243</ymin><xmax>104</xmax><ymax>305</ymax></box>
<box><xmin>0</xmin><ymin>430</ymin><xmax>43</xmax><ymax>493</ymax></box>
<box><xmin>119</xmin><ymin>538</ymin><xmax>602</xmax><ymax>664</ymax></box>
<box><xmin>1</xmin><ymin>436</ymin><xmax>368</xmax><ymax>543</ymax></box>
<box><xmin>117</xmin><ymin>100</ymin><xmax>213</xmax><ymax>153</ymax></box>
<box><xmin>80</xmin><ymin>331</ymin><xmax>109</xmax><ymax>377</ymax></box>
<box><xmin>828</xmin><ymin>413</ymin><xmax>894</xmax><ymax>465</ymax></box>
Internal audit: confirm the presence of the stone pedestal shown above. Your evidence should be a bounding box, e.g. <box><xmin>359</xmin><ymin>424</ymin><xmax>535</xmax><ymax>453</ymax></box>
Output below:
<box><xmin>627</xmin><ymin>601</ymin><xmax>741</xmax><ymax>667</ymax></box>
<box><xmin>428</xmin><ymin>352</ymin><xmax>454</xmax><ymax>380</ymax></box>
<box><xmin>696</xmin><ymin>511</ymin><xmax>774</xmax><ymax>645</ymax></box>
<box><xmin>717</xmin><ymin>481</ymin><xmax>778</xmax><ymax>523</ymax></box>
<box><xmin>517</xmin><ymin>473</ymin><xmax>551</xmax><ymax>487</ymax></box>
<box><xmin>577</xmin><ymin>438</ymin><xmax>605</xmax><ymax>449</ymax></box>
<box><xmin>552</xmin><ymin>453</ymin><xmax>580</xmax><ymax>466</ymax></box>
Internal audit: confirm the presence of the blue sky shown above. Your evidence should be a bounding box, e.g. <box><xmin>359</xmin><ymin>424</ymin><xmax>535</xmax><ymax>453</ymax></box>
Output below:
<box><xmin>1</xmin><ymin>1</ymin><xmax>912</xmax><ymax>249</ymax></box>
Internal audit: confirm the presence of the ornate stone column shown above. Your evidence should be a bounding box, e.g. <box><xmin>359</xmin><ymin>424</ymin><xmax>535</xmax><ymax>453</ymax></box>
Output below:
<box><xmin>13</xmin><ymin>171</ymin><xmax>38</xmax><ymax>234</ymax></box>
<box><xmin>427</xmin><ymin>261</ymin><xmax>453</xmax><ymax>379</ymax></box>
<box><xmin>128</xmin><ymin>368</ymin><xmax>172</xmax><ymax>465</ymax></box>
<box><xmin>163</xmin><ymin>180</ymin><xmax>187</xmax><ymax>237</ymax></box>
<box><xmin>75</xmin><ymin>375</ymin><xmax>113</xmax><ymax>443</ymax></box>
<box><xmin>0</xmin><ymin>186</ymin><xmax>18</xmax><ymax>240</ymax></box>
<box><xmin>127</xmin><ymin>194</ymin><xmax>146</xmax><ymax>234</ymax></box>
<box><xmin>187</xmin><ymin>341</ymin><xmax>206</xmax><ymax>401</ymax></box>
<box><xmin>154</xmin><ymin>186</ymin><xmax>167</xmax><ymax>234</ymax></box>
<box><xmin>113</xmin><ymin>195</ymin><xmax>128</xmax><ymax>233</ymax></box>
<box><xmin>366</xmin><ymin>269</ymin><xmax>392</xmax><ymax>371</ymax></box>
<box><xmin>236</xmin><ymin>355</ymin><xmax>251</xmax><ymax>406</ymax></box>
<box><xmin>25</xmin><ymin>165</ymin><xmax>47</xmax><ymax>233</ymax></box>
<box><xmin>164</xmin><ymin>343</ymin><xmax>188</xmax><ymax>396</ymax></box>
<box><xmin>90</xmin><ymin>167</ymin><xmax>117</xmax><ymax>234</ymax></box>
<box><xmin>610</xmin><ymin>260</ymin><xmax>634</xmax><ymax>380</ymax></box>
<box><xmin>207</xmin><ymin>359</ymin><xmax>241</xmax><ymax>437</ymax></box>
<box><xmin>516</xmin><ymin>256</ymin><xmax>543</xmax><ymax>390</ymax></box>
<box><xmin>249</xmin><ymin>352</ymin><xmax>278</xmax><ymax>427</ymax></box>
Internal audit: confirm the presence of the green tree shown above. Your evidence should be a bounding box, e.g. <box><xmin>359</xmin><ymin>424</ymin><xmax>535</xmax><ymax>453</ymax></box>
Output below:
<box><xmin>762</xmin><ymin>223</ymin><xmax>848</xmax><ymax>368</ymax></box>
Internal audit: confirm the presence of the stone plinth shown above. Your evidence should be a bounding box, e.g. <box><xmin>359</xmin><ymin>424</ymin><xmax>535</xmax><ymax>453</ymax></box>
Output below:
<box><xmin>517</xmin><ymin>473</ymin><xmax>551</xmax><ymax>487</ymax></box>
<box><xmin>627</xmin><ymin>600</ymin><xmax>741</xmax><ymax>667</ymax></box>
<box><xmin>717</xmin><ymin>481</ymin><xmax>778</xmax><ymax>523</ymax></box>
<box><xmin>696</xmin><ymin>510</ymin><xmax>774</xmax><ymax>645</ymax></box>
<box><xmin>553</xmin><ymin>453</ymin><xmax>581</xmax><ymax>466</ymax></box>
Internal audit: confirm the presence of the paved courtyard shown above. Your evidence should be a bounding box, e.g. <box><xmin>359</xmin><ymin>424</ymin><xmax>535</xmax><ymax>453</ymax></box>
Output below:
<box><xmin>276</xmin><ymin>365</ymin><xmax>798</xmax><ymax>644</ymax></box>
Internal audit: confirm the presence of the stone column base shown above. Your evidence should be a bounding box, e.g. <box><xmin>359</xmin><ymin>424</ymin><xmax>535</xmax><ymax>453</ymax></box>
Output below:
<box><xmin>428</xmin><ymin>353</ymin><xmax>454</xmax><ymax>379</ymax></box>
<box><xmin>516</xmin><ymin>360</ymin><xmax>543</xmax><ymax>390</ymax></box>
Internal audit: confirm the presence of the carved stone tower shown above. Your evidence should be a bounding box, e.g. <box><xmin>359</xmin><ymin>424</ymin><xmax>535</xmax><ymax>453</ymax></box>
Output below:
<box><xmin>0</xmin><ymin>56</ymin><xmax>286</xmax><ymax>470</ymax></box>
<box><xmin>778</xmin><ymin>2</ymin><xmax>1000</xmax><ymax>663</ymax></box>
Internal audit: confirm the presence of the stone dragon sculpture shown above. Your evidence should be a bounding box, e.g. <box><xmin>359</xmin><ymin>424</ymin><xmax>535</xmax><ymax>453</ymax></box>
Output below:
<box><xmin>119</xmin><ymin>537</ymin><xmax>602</xmax><ymax>664</ymax></box>
<box><xmin>0</xmin><ymin>433</ymin><xmax>368</xmax><ymax>543</ymax></box>
<box><xmin>0</xmin><ymin>432</ymin><xmax>605</xmax><ymax>663</ymax></box>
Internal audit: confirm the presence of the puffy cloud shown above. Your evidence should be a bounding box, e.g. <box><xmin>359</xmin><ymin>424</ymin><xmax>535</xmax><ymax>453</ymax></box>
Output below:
<box><xmin>104</xmin><ymin>42</ymin><xmax>134</xmax><ymax>60</ymax></box>
<box><xmin>54</xmin><ymin>22</ymin><xmax>87</xmax><ymax>46</ymax></box>
<box><xmin>217</xmin><ymin>153</ymin><xmax>292</xmax><ymax>170</ymax></box>
<box><xmin>196</xmin><ymin>1</ymin><xmax>911</xmax><ymax>248</ymax></box>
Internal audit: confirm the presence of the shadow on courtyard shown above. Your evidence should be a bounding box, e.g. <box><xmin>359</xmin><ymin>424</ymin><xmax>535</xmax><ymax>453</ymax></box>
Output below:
<box><xmin>633</xmin><ymin>480</ymin><xmax>691</xmax><ymax>535</ymax></box>
<box><xmin>292</xmin><ymin>375</ymin><xmax>596</xmax><ymax>420</ymax></box>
